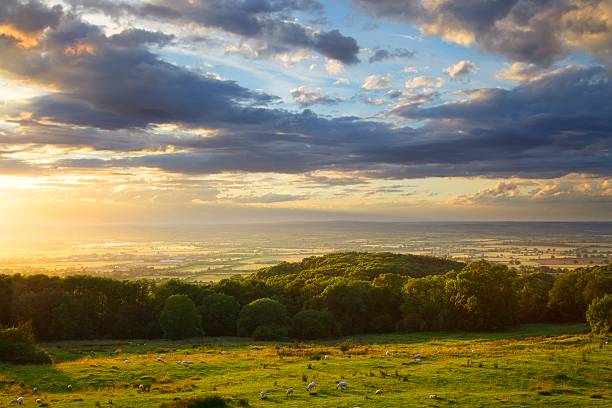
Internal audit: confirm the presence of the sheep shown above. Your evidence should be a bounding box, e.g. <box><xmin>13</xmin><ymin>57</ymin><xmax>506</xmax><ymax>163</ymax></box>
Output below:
<box><xmin>414</xmin><ymin>353</ymin><xmax>422</xmax><ymax>359</ymax></box>
<box><xmin>307</xmin><ymin>381</ymin><xmax>317</xmax><ymax>391</ymax></box>
<box><xmin>259</xmin><ymin>390</ymin><xmax>267</xmax><ymax>400</ymax></box>
<box><xmin>375</xmin><ymin>389</ymin><xmax>383</xmax><ymax>395</ymax></box>
<box><xmin>32</xmin><ymin>387</ymin><xmax>38</xmax><ymax>393</ymax></box>
<box><xmin>429</xmin><ymin>394</ymin><xmax>438</xmax><ymax>399</ymax></box>
<box><xmin>10</xmin><ymin>397</ymin><xmax>24</xmax><ymax>405</ymax></box>
<box><xmin>155</xmin><ymin>357</ymin><xmax>167</xmax><ymax>363</ymax></box>
<box><xmin>385</xmin><ymin>351</ymin><xmax>393</xmax><ymax>357</ymax></box>
<box><xmin>286</xmin><ymin>387</ymin><xmax>294</xmax><ymax>396</ymax></box>
<box><xmin>123</xmin><ymin>359</ymin><xmax>131</xmax><ymax>363</ymax></box>
<box><xmin>67</xmin><ymin>384</ymin><xmax>73</xmax><ymax>391</ymax></box>
<box><xmin>336</xmin><ymin>381</ymin><xmax>349</xmax><ymax>390</ymax></box>
<box><xmin>35</xmin><ymin>398</ymin><xmax>42</xmax><ymax>404</ymax></box>
<box><xmin>323</xmin><ymin>354</ymin><xmax>330</xmax><ymax>360</ymax></box>
<box><xmin>178</xmin><ymin>360</ymin><xmax>193</xmax><ymax>365</ymax></box>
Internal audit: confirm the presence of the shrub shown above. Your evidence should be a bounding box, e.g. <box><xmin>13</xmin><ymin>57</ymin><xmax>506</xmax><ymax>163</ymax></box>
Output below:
<box><xmin>0</xmin><ymin>322</ymin><xmax>52</xmax><ymax>364</ymax></box>
<box><xmin>159</xmin><ymin>395</ymin><xmax>228</xmax><ymax>408</ymax></box>
<box><xmin>252</xmin><ymin>324</ymin><xmax>288</xmax><ymax>340</ymax></box>
<box><xmin>290</xmin><ymin>309</ymin><xmax>336</xmax><ymax>340</ymax></box>
<box><xmin>587</xmin><ymin>294</ymin><xmax>611</xmax><ymax>334</ymax></box>
<box><xmin>199</xmin><ymin>293</ymin><xmax>241</xmax><ymax>336</ymax></box>
<box><xmin>237</xmin><ymin>298</ymin><xmax>289</xmax><ymax>337</ymax></box>
<box><xmin>159</xmin><ymin>295</ymin><xmax>202</xmax><ymax>340</ymax></box>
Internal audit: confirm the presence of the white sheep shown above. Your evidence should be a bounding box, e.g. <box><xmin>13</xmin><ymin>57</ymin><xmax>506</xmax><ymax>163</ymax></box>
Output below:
<box><xmin>12</xmin><ymin>397</ymin><xmax>24</xmax><ymax>405</ymax></box>
<box><xmin>286</xmin><ymin>387</ymin><xmax>294</xmax><ymax>396</ymax></box>
<box><xmin>67</xmin><ymin>384</ymin><xmax>73</xmax><ymax>391</ymax></box>
<box><xmin>259</xmin><ymin>390</ymin><xmax>267</xmax><ymax>399</ymax></box>
<box><xmin>385</xmin><ymin>351</ymin><xmax>393</xmax><ymax>356</ymax></box>
<box><xmin>123</xmin><ymin>359</ymin><xmax>131</xmax><ymax>363</ymax></box>
<box><xmin>307</xmin><ymin>381</ymin><xmax>317</xmax><ymax>391</ymax></box>
<box><xmin>32</xmin><ymin>387</ymin><xmax>38</xmax><ymax>393</ymax></box>
<box><xmin>155</xmin><ymin>357</ymin><xmax>167</xmax><ymax>363</ymax></box>
<box><xmin>35</xmin><ymin>398</ymin><xmax>42</xmax><ymax>404</ymax></box>
<box><xmin>414</xmin><ymin>353</ymin><xmax>422</xmax><ymax>359</ymax></box>
<box><xmin>178</xmin><ymin>360</ymin><xmax>193</xmax><ymax>365</ymax></box>
<box><xmin>323</xmin><ymin>354</ymin><xmax>330</xmax><ymax>360</ymax></box>
<box><xmin>375</xmin><ymin>389</ymin><xmax>383</xmax><ymax>395</ymax></box>
<box><xmin>429</xmin><ymin>394</ymin><xmax>438</xmax><ymax>399</ymax></box>
<box><xmin>336</xmin><ymin>381</ymin><xmax>349</xmax><ymax>390</ymax></box>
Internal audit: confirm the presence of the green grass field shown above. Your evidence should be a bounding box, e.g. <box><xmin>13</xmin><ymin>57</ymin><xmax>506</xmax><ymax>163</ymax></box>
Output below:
<box><xmin>1</xmin><ymin>324</ymin><xmax>610</xmax><ymax>407</ymax></box>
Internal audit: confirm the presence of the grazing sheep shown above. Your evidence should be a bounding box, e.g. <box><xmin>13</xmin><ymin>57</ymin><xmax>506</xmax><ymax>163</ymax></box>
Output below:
<box><xmin>139</xmin><ymin>384</ymin><xmax>144</xmax><ymax>391</ymax></box>
<box><xmin>178</xmin><ymin>360</ymin><xmax>193</xmax><ymax>365</ymax></box>
<box><xmin>414</xmin><ymin>353</ymin><xmax>422</xmax><ymax>359</ymax></box>
<box><xmin>385</xmin><ymin>351</ymin><xmax>392</xmax><ymax>356</ymax></box>
<box><xmin>155</xmin><ymin>357</ymin><xmax>166</xmax><ymax>363</ymax></box>
<box><xmin>323</xmin><ymin>354</ymin><xmax>330</xmax><ymax>360</ymax></box>
<box><xmin>307</xmin><ymin>381</ymin><xmax>317</xmax><ymax>391</ymax></box>
<box><xmin>67</xmin><ymin>384</ymin><xmax>73</xmax><ymax>391</ymax></box>
<box><xmin>32</xmin><ymin>387</ymin><xmax>38</xmax><ymax>393</ymax></box>
<box><xmin>429</xmin><ymin>394</ymin><xmax>438</xmax><ymax>399</ymax></box>
<box><xmin>286</xmin><ymin>387</ymin><xmax>294</xmax><ymax>396</ymax></box>
<box><xmin>375</xmin><ymin>389</ymin><xmax>383</xmax><ymax>395</ymax></box>
<box><xmin>123</xmin><ymin>359</ymin><xmax>131</xmax><ymax>363</ymax></box>
<box><xmin>259</xmin><ymin>390</ymin><xmax>267</xmax><ymax>399</ymax></box>
<box><xmin>336</xmin><ymin>381</ymin><xmax>349</xmax><ymax>390</ymax></box>
<box><xmin>35</xmin><ymin>398</ymin><xmax>42</xmax><ymax>404</ymax></box>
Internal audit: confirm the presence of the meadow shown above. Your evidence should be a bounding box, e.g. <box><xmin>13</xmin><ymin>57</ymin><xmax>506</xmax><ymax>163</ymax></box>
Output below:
<box><xmin>1</xmin><ymin>324</ymin><xmax>610</xmax><ymax>407</ymax></box>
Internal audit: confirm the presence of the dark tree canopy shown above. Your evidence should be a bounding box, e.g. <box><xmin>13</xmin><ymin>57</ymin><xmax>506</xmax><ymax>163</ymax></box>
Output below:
<box><xmin>159</xmin><ymin>294</ymin><xmax>203</xmax><ymax>340</ymax></box>
<box><xmin>237</xmin><ymin>298</ymin><xmax>289</xmax><ymax>337</ymax></box>
<box><xmin>198</xmin><ymin>293</ymin><xmax>241</xmax><ymax>336</ymax></box>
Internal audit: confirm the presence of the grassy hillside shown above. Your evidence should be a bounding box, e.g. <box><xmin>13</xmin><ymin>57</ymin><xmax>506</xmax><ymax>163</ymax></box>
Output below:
<box><xmin>252</xmin><ymin>252</ymin><xmax>464</xmax><ymax>283</ymax></box>
<box><xmin>1</xmin><ymin>324</ymin><xmax>610</xmax><ymax>407</ymax></box>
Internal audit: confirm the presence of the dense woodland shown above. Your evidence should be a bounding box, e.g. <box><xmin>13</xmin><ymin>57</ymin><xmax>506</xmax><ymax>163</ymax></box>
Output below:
<box><xmin>0</xmin><ymin>253</ymin><xmax>610</xmax><ymax>343</ymax></box>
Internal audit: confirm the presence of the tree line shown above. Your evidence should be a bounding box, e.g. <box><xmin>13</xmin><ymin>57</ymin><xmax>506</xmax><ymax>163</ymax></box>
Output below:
<box><xmin>0</xmin><ymin>252</ymin><xmax>609</xmax><ymax>342</ymax></box>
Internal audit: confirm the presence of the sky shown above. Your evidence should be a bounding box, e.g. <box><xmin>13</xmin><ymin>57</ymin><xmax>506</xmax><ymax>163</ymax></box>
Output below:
<box><xmin>0</xmin><ymin>0</ymin><xmax>611</xmax><ymax>226</ymax></box>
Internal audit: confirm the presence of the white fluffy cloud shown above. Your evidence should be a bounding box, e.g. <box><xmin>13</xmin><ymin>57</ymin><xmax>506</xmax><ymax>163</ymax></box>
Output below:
<box><xmin>444</xmin><ymin>60</ymin><xmax>477</xmax><ymax>80</ymax></box>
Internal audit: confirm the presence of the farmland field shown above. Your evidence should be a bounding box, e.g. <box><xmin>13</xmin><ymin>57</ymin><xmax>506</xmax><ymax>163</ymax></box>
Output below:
<box><xmin>1</xmin><ymin>324</ymin><xmax>610</xmax><ymax>407</ymax></box>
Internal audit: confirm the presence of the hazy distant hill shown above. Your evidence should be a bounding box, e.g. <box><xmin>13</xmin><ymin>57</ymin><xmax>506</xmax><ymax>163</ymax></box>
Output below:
<box><xmin>252</xmin><ymin>251</ymin><xmax>464</xmax><ymax>283</ymax></box>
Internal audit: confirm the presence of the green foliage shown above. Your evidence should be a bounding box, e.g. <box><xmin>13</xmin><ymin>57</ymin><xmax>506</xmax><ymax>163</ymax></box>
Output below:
<box><xmin>159</xmin><ymin>395</ymin><xmax>228</xmax><ymax>408</ymax></box>
<box><xmin>446</xmin><ymin>261</ymin><xmax>519</xmax><ymax>330</ymax></box>
<box><xmin>399</xmin><ymin>274</ymin><xmax>452</xmax><ymax>332</ymax></box>
<box><xmin>548</xmin><ymin>265</ymin><xmax>612</xmax><ymax>321</ymax></box>
<box><xmin>198</xmin><ymin>293</ymin><xmax>241</xmax><ymax>336</ymax></box>
<box><xmin>0</xmin><ymin>322</ymin><xmax>52</xmax><ymax>364</ymax></box>
<box><xmin>251</xmin><ymin>324</ymin><xmax>289</xmax><ymax>340</ymax></box>
<box><xmin>587</xmin><ymin>294</ymin><xmax>611</xmax><ymax>334</ymax></box>
<box><xmin>237</xmin><ymin>298</ymin><xmax>289</xmax><ymax>337</ymax></box>
<box><xmin>290</xmin><ymin>309</ymin><xmax>336</xmax><ymax>339</ymax></box>
<box><xmin>159</xmin><ymin>295</ymin><xmax>202</xmax><ymax>340</ymax></box>
<box><xmin>517</xmin><ymin>272</ymin><xmax>554</xmax><ymax>323</ymax></box>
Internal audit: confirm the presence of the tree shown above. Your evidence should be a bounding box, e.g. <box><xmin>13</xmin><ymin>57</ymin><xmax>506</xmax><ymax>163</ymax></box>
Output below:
<box><xmin>517</xmin><ymin>272</ymin><xmax>554</xmax><ymax>323</ymax></box>
<box><xmin>319</xmin><ymin>280</ymin><xmax>370</xmax><ymax>335</ymax></box>
<box><xmin>290</xmin><ymin>309</ymin><xmax>336</xmax><ymax>339</ymax></box>
<box><xmin>159</xmin><ymin>295</ymin><xmax>202</xmax><ymax>340</ymax></box>
<box><xmin>198</xmin><ymin>293</ymin><xmax>241</xmax><ymax>336</ymax></box>
<box><xmin>237</xmin><ymin>298</ymin><xmax>288</xmax><ymax>337</ymax></box>
<box><xmin>586</xmin><ymin>294</ymin><xmax>611</xmax><ymax>334</ymax></box>
<box><xmin>446</xmin><ymin>261</ymin><xmax>519</xmax><ymax>330</ymax></box>
<box><xmin>399</xmin><ymin>274</ymin><xmax>453</xmax><ymax>332</ymax></box>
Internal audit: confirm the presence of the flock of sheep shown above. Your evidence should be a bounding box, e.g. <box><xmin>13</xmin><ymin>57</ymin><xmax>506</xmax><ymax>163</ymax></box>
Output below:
<box><xmin>9</xmin><ymin>350</ymin><xmax>438</xmax><ymax>405</ymax></box>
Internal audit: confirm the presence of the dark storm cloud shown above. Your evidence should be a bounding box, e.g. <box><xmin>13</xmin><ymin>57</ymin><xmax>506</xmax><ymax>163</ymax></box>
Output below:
<box><xmin>0</xmin><ymin>0</ymin><xmax>62</xmax><ymax>33</ymax></box>
<box><xmin>1</xmin><ymin>1</ymin><xmax>610</xmax><ymax>180</ymax></box>
<box><xmin>352</xmin><ymin>0</ymin><xmax>612</xmax><ymax>66</ymax></box>
<box><xmin>368</xmin><ymin>47</ymin><xmax>415</xmax><ymax>63</ymax></box>
<box><xmin>70</xmin><ymin>0</ymin><xmax>360</xmax><ymax>64</ymax></box>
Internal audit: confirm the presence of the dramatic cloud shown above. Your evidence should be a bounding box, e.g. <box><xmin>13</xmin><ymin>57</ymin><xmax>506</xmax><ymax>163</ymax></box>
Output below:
<box><xmin>496</xmin><ymin>62</ymin><xmax>555</xmax><ymax>82</ymax></box>
<box><xmin>290</xmin><ymin>86</ymin><xmax>345</xmax><ymax>106</ymax></box>
<box><xmin>352</xmin><ymin>0</ymin><xmax>612</xmax><ymax>66</ymax></box>
<box><xmin>361</xmin><ymin>74</ymin><xmax>391</xmax><ymax>90</ymax></box>
<box><xmin>368</xmin><ymin>47</ymin><xmax>415</xmax><ymax>63</ymax></box>
<box><xmin>444</xmin><ymin>59</ymin><xmax>477</xmax><ymax>80</ymax></box>
<box><xmin>71</xmin><ymin>0</ymin><xmax>361</xmax><ymax>64</ymax></box>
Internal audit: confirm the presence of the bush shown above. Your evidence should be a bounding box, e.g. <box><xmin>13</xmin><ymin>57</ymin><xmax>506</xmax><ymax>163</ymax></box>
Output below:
<box><xmin>0</xmin><ymin>322</ymin><xmax>52</xmax><ymax>364</ymax></box>
<box><xmin>290</xmin><ymin>309</ymin><xmax>336</xmax><ymax>339</ymax></box>
<box><xmin>587</xmin><ymin>294</ymin><xmax>611</xmax><ymax>334</ymax></box>
<box><xmin>252</xmin><ymin>324</ymin><xmax>289</xmax><ymax>340</ymax></box>
<box><xmin>159</xmin><ymin>395</ymin><xmax>228</xmax><ymax>408</ymax></box>
<box><xmin>237</xmin><ymin>298</ymin><xmax>289</xmax><ymax>337</ymax></box>
<box><xmin>199</xmin><ymin>293</ymin><xmax>241</xmax><ymax>336</ymax></box>
<box><xmin>159</xmin><ymin>294</ymin><xmax>202</xmax><ymax>340</ymax></box>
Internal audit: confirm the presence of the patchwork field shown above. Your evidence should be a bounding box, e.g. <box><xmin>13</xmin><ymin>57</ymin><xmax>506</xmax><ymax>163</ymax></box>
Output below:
<box><xmin>1</xmin><ymin>324</ymin><xmax>610</xmax><ymax>407</ymax></box>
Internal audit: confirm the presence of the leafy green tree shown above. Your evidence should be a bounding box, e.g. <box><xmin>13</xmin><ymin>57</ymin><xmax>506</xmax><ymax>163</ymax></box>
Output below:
<box><xmin>290</xmin><ymin>309</ymin><xmax>336</xmax><ymax>339</ymax></box>
<box><xmin>0</xmin><ymin>322</ymin><xmax>51</xmax><ymax>364</ymax></box>
<box><xmin>159</xmin><ymin>295</ymin><xmax>202</xmax><ymax>340</ymax></box>
<box><xmin>586</xmin><ymin>294</ymin><xmax>611</xmax><ymax>334</ymax></box>
<box><xmin>517</xmin><ymin>272</ymin><xmax>554</xmax><ymax>323</ymax></box>
<box><xmin>198</xmin><ymin>293</ymin><xmax>241</xmax><ymax>336</ymax></box>
<box><xmin>252</xmin><ymin>325</ymin><xmax>289</xmax><ymax>340</ymax></box>
<box><xmin>399</xmin><ymin>274</ymin><xmax>453</xmax><ymax>332</ymax></box>
<box><xmin>237</xmin><ymin>298</ymin><xmax>288</xmax><ymax>337</ymax></box>
<box><xmin>446</xmin><ymin>261</ymin><xmax>519</xmax><ymax>330</ymax></box>
<box><xmin>320</xmin><ymin>280</ymin><xmax>371</xmax><ymax>335</ymax></box>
